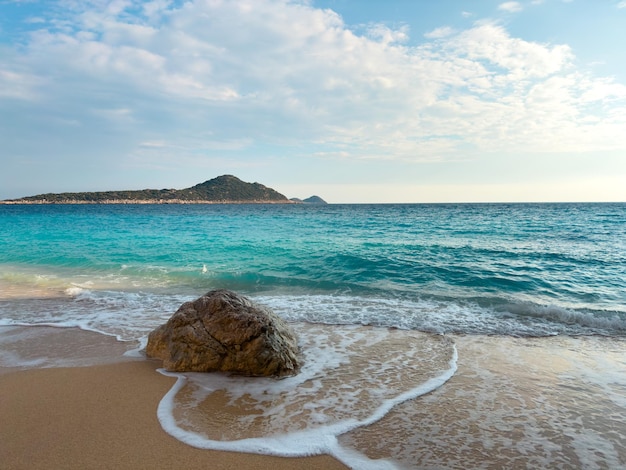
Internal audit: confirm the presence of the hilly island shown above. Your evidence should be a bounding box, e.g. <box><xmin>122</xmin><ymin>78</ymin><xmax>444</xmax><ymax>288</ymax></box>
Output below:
<box><xmin>1</xmin><ymin>175</ymin><xmax>326</xmax><ymax>205</ymax></box>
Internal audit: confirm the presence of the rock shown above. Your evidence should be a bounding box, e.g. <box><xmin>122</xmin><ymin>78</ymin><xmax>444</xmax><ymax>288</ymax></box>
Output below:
<box><xmin>145</xmin><ymin>289</ymin><xmax>300</xmax><ymax>377</ymax></box>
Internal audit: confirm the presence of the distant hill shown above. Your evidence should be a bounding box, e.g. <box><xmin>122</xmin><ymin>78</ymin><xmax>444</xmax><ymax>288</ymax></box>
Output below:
<box><xmin>291</xmin><ymin>195</ymin><xmax>327</xmax><ymax>204</ymax></box>
<box><xmin>302</xmin><ymin>195</ymin><xmax>327</xmax><ymax>204</ymax></box>
<box><xmin>2</xmin><ymin>175</ymin><xmax>292</xmax><ymax>204</ymax></box>
<box><xmin>290</xmin><ymin>195</ymin><xmax>328</xmax><ymax>204</ymax></box>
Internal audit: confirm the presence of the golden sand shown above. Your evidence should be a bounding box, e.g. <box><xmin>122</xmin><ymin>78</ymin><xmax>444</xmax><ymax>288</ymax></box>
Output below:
<box><xmin>0</xmin><ymin>360</ymin><xmax>348</xmax><ymax>470</ymax></box>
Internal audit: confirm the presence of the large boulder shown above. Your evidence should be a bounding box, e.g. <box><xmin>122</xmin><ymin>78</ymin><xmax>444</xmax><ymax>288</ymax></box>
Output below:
<box><xmin>145</xmin><ymin>289</ymin><xmax>300</xmax><ymax>377</ymax></box>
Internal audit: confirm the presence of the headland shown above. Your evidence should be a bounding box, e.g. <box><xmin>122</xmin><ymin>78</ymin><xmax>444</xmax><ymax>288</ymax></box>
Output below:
<box><xmin>0</xmin><ymin>175</ymin><xmax>298</xmax><ymax>205</ymax></box>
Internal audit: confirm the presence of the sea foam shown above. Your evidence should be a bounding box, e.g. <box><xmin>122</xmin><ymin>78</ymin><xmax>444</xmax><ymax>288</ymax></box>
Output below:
<box><xmin>155</xmin><ymin>323</ymin><xmax>457</xmax><ymax>469</ymax></box>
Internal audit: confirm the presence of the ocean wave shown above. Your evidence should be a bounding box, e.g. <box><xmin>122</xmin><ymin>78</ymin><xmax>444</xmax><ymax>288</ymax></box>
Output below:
<box><xmin>499</xmin><ymin>303</ymin><xmax>626</xmax><ymax>333</ymax></box>
<box><xmin>256</xmin><ymin>294</ymin><xmax>626</xmax><ymax>337</ymax></box>
<box><xmin>3</xmin><ymin>280</ymin><xmax>624</xmax><ymax>340</ymax></box>
<box><xmin>0</xmin><ymin>289</ymin><xmax>185</xmax><ymax>342</ymax></box>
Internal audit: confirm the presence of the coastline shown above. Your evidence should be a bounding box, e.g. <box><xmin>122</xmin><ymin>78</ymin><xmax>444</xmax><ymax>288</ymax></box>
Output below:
<box><xmin>0</xmin><ymin>200</ymin><xmax>298</xmax><ymax>205</ymax></box>
<box><xmin>0</xmin><ymin>359</ymin><xmax>348</xmax><ymax>470</ymax></box>
<box><xmin>2</xmin><ymin>202</ymin><xmax>625</xmax><ymax>468</ymax></box>
<box><xmin>1</xmin><ymin>326</ymin><xmax>625</xmax><ymax>469</ymax></box>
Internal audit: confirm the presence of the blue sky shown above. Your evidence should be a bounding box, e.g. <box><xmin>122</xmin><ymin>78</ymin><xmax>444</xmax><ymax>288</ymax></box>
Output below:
<box><xmin>1</xmin><ymin>0</ymin><xmax>625</xmax><ymax>202</ymax></box>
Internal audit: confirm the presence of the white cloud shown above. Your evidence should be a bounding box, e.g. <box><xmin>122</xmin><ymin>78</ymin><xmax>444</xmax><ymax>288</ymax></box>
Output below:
<box><xmin>498</xmin><ymin>2</ymin><xmax>524</xmax><ymax>13</ymax></box>
<box><xmin>424</xmin><ymin>26</ymin><xmax>455</xmax><ymax>39</ymax></box>
<box><xmin>618</xmin><ymin>1</ymin><xmax>626</xmax><ymax>8</ymax></box>
<box><xmin>2</xmin><ymin>0</ymin><xmax>626</xmax><ymax>170</ymax></box>
<box><xmin>448</xmin><ymin>23</ymin><xmax>573</xmax><ymax>79</ymax></box>
<box><xmin>0</xmin><ymin>68</ymin><xmax>43</xmax><ymax>100</ymax></box>
<box><xmin>366</xmin><ymin>23</ymin><xmax>409</xmax><ymax>44</ymax></box>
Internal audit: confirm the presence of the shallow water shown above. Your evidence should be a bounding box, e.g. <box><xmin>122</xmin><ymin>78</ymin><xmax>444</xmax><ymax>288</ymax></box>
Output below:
<box><xmin>160</xmin><ymin>325</ymin><xmax>455</xmax><ymax>449</ymax></box>
<box><xmin>338</xmin><ymin>335</ymin><xmax>626</xmax><ymax>469</ymax></box>
<box><xmin>0</xmin><ymin>325</ymin><xmax>137</xmax><ymax>374</ymax></box>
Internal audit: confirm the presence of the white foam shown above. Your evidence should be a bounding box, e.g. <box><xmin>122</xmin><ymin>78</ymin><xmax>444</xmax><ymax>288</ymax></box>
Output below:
<box><xmin>257</xmin><ymin>294</ymin><xmax>626</xmax><ymax>336</ymax></box>
<box><xmin>3</xmin><ymin>281</ymin><xmax>623</xmax><ymax>347</ymax></box>
<box><xmin>343</xmin><ymin>334</ymin><xmax>626</xmax><ymax>469</ymax></box>
<box><xmin>65</xmin><ymin>285</ymin><xmax>87</xmax><ymax>296</ymax></box>
<box><xmin>503</xmin><ymin>302</ymin><xmax>626</xmax><ymax>332</ymax></box>
<box><xmin>154</xmin><ymin>324</ymin><xmax>458</xmax><ymax>469</ymax></box>
<box><xmin>0</xmin><ymin>288</ymin><xmax>189</xmax><ymax>342</ymax></box>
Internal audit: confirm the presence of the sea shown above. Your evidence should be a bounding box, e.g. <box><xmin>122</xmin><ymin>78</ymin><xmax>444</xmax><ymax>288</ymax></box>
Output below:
<box><xmin>1</xmin><ymin>202</ymin><xmax>625</xmax><ymax>469</ymax></box>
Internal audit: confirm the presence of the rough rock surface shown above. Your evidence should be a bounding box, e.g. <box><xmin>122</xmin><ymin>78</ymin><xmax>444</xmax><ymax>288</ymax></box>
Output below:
<box><xmin>145</xmin><ymin>289</ymin><xmax>300</xmax><ymax>377</ymax></box>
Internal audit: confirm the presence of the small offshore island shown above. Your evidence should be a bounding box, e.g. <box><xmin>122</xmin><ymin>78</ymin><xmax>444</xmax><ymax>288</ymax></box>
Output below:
<box><xmin>0</xmin><ymin>175</ymin><xmax>326</xmax><ymax>205</ymax></box>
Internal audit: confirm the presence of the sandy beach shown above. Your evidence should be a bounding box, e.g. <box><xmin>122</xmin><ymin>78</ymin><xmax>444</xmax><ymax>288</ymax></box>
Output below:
<box><xmin>0</xmin><ymin>358</ymin><xmax>348</xmax><ymax>470</ymax></box>
<box><xmin>2</xmin><ymin>327</ymin><xmax>625</xmax><ymax>469</ymax></box>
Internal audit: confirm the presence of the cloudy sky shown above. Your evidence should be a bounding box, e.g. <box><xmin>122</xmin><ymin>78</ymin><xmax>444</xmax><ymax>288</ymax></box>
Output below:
<box><xmin>1</xmin><ymin>0</ymin><xmax>625</xmax><ymax>202</ymax></box>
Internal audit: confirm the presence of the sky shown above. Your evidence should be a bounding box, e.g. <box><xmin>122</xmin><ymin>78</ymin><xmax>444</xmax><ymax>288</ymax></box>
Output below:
<box><xmin>1</xmin><ymin>0</ymin><xmax>625</xmax><ymax>203</ymax></box>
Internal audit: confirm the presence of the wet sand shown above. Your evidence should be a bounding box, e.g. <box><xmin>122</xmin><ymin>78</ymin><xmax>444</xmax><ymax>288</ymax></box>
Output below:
<box><xmin>339</xmin><ymin>334</ymin><xmax>626</xmax><ymax>469</ymax></box>
<box><xmin>1</xmin><ymin>325</ymin><xmax>625</xmax><ymax>469</ymax></box>
<box><xmin>0</xmin><ymin>359</ymin><xmax>348</xmax><ymax>470</ymax></box>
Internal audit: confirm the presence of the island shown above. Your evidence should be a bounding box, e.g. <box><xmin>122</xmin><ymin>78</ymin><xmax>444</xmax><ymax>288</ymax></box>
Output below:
<box><xmin>290</xmin><ymin>195</ymin><xmax>327</xmax><ymax>204</ymax></box>
<box><xmin>0</xmin><ymin>175</ymin><xmax>323</xmax><ymax>205</ymax></box>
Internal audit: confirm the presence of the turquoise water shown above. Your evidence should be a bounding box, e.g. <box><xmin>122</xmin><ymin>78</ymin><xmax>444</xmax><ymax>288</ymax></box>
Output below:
<box><xmin>1</xmin><ymin>203</ymin><xmax>626</xmax><ymax>469</ymax></box>
<box><xmin>1</xmin><ymin>203</ymin><xmax>625</xmax><ymax>337</ymax></box>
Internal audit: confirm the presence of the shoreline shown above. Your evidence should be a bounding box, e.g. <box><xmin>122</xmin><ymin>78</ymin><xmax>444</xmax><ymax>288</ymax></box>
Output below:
<box><xmin>1</xmin><ymin>326</ymin><xmax>625</xmax><ymax>468</ymax></box>
<box><xmin>0</xmin><ymin>200</ymin><xmax>299</xmax><ymax>205</ymax></box>
<box><xmin>0</xmin><ymin>359</ymin><xmax>348</xmax><ymax>470</ymax></box>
